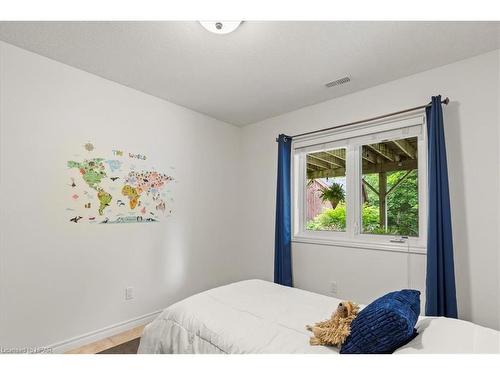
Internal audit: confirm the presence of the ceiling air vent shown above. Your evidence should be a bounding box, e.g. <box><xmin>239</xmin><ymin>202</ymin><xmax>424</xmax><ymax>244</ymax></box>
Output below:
<box><xmin>325</xmin><ymin>76</ymin><xmax>351</xmax><ymax>88</ymax></box>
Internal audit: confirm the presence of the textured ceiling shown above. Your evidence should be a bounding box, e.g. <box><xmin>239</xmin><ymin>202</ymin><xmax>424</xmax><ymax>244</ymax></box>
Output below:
<box><xmin>0</xmin><ymin>21</ymin><xmax>499</xmax><ymax>126</ymax></box>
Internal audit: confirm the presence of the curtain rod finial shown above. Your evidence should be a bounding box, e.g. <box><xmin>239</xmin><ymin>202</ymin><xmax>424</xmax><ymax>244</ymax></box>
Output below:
<box><xmin>443</xmin><ymin>97</ymin><xmax>450</xmax><ymax>105</ymax></box>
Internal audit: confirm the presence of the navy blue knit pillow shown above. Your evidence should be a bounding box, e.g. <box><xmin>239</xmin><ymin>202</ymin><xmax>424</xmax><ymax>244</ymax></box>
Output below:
<box><xmin>340</xmin><ymin>289</ymin><xmax>420</xmax><ymax>354</ymax></box>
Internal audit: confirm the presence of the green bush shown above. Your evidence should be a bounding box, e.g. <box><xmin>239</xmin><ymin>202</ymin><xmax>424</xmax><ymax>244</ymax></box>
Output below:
<box><xmin>306</xmin><ymin>202</ymin><xmax>346</xmax><ymax>231</ymax></box>
<box><xmin>306</xmin><ymin>170</ymin><xmax>419</xmax><ymax>236</ymax></box>
<box><xmin>361</xmin><ymin>204</ymin><xmax>380</xmax><ymax>233</ymax></box>
<box><xmin>307</xmin><ymin>203</ymin><xmax>381</xmax><ymax>232</ymax></box>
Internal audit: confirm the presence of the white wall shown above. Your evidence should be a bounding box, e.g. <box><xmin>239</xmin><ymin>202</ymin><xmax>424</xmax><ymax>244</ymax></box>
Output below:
<box><xmin>0</xmin><ymin>42</ymin><xmax>247</xmax><ymax>351</ymax></box>
<box><xmin>240</xmin><ymin>50</ymin><xmax>500</xmax><ymax>330</ymax></box>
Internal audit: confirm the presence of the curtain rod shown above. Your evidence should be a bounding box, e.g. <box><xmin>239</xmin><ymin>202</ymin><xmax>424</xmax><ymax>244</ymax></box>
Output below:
<box><xmin>284</xmin><ymin>97</ymin><xmax>449</xmax><ymax>140</ymax></box>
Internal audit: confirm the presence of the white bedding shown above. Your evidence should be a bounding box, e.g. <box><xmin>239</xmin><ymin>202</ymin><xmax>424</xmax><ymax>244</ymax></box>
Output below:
<box><xmin>138</xmin><ymin>279</ymin><xmax>500</xmax><ymax>354</ymax></box>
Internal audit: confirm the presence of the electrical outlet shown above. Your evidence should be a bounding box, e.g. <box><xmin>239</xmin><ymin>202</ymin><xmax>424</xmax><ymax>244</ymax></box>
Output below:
<box><xmin>329</xmin><ymin>281</ymin><xmax>338</xmax><ymax>296</ymax></box>
<box><xmin>125</xmin><ymin>287</ymin><xmax>134</xmax><ymax>300</ymax></box>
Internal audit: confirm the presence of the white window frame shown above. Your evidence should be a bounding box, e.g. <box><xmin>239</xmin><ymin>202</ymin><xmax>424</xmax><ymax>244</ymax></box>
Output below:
<box><xmin>292</xmin><ymin>113</ymin><xmax>427</xmax><ymax>254</ymax></box>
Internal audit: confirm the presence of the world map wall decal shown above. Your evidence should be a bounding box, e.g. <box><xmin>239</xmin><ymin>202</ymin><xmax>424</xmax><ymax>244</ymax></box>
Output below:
<box><xmin>66</xmin><ymin>142</ymin><xmax>176</xmax><ymax>224</ymax></box>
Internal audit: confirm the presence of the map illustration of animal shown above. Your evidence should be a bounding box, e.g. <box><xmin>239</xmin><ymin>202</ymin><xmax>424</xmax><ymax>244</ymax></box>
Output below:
<box><xmin>67</xmin><ymin>143</ymin><xmax>175</xmax><ymax>224</ymax></box>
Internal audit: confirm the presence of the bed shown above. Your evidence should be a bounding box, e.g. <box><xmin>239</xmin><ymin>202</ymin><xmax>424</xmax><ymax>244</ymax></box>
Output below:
<box><xmin>138</xmin><ymin>279</ymin><xmax>500</xmax><ymax>354</ymax></box>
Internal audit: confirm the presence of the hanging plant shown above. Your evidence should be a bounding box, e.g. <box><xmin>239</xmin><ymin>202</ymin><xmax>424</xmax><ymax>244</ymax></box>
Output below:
<box><xmin>319</xmin><ymin>182</ymin><xmax>345</xmax><ymax>209</ymax></box>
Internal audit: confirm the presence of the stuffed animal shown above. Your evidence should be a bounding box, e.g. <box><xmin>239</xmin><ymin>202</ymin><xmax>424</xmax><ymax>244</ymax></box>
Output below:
<box><xmin>306</xmin><ymin>301</ymin><xmax>360</xmax><ymax>347</ymax></box>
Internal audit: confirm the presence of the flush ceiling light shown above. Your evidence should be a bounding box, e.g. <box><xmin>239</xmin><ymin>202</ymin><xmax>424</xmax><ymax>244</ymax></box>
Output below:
<box><xmin>199</xmin><ymin>21</ymin><xmax>242</xmax><ymax>34</ymax></box>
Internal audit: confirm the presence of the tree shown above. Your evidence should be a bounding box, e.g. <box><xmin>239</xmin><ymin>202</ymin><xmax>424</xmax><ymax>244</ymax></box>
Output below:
<box><xmin>386</xmin><ymin>170</ymin><xmax>419</xmax><ymax>236</ymax></box>
<box><xmin>319</xmin><ymin>182</ymin><xmax>345</xmax><ymax>209</ymax></box>
<box><xmin>362</xmin><ymin>170</ymin><xmax>418</xmax><ymax>236</ymax></box>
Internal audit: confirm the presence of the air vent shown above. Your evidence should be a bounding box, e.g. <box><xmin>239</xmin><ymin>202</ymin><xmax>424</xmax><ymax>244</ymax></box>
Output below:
<box><xmin>325</xmin><ymin>76</ymin><xmax>351</xmax><ymax>88</ymax></box>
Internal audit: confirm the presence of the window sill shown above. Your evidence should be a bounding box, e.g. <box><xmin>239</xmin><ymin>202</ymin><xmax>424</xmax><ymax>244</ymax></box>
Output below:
<box><xmin>292</xmin><ymin>235</ymin><xmax>426</xmax><ymax>255</ymax></box>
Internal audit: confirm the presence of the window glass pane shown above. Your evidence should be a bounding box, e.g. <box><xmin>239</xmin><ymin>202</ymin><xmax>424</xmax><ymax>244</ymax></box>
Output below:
<box><xmin>305</xmin><ymin>148</ymin><xmax>347</xmax><ymax>232</ymax></box>
<box><xmin>361</xmin><ymin>136</ymin><xmax>419</xmax><ymax>236</ymax></box>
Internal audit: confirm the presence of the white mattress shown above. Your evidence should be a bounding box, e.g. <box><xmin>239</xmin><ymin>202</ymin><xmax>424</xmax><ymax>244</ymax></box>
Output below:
<box><xmin>138</xmin><ymin>279</ymin><xmax>500</xmax><ymax>354</ymax></box>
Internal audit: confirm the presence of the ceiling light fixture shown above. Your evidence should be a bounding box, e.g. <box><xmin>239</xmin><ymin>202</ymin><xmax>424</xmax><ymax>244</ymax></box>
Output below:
<box><xmin>199</xmin><ymin>21</ymin><xmax>242</xmax><ymax>34</ymax></box>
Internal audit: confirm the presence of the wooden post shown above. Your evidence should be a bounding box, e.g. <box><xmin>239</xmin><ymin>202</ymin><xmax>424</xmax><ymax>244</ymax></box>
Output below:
<box><xmin>379</xmin><ymin>172</ymin><xmax>387</xmax><ymax>230</ymax></box>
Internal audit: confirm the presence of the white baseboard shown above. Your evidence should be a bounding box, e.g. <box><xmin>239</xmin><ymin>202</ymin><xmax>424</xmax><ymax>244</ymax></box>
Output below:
<box><xmin>48</xmin><ymin>310</ymin><xmax>162</xmax><ymax>354</ymax></box>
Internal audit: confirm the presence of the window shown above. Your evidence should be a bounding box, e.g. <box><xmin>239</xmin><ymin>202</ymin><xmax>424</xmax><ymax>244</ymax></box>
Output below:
<box><xmin>306</xmin><ymin>147</ymin><xmax>347</xmax><ymax>232</ymax></box>
<box><xmin>361</xmin><ymin>136</ymin><xmax>419</xmax><ymax>237</ymax></box>
<box><xmin>292</xmin><ymin>115</ymin><xmax>427</xmax><ymax>252</ymax></box>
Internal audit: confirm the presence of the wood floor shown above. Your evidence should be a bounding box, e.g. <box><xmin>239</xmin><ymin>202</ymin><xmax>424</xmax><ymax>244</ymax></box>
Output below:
<box><xmin>65</xmin><ymin>324</ymin><xmax>146</xmax><ymax>354</ymax></box>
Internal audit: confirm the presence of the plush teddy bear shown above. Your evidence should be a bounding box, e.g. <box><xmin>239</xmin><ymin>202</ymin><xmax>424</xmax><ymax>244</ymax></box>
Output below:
<box><xmin>306</xmin><ymin>301</ymin><xmax>360</xmax><ymax>347</ymax></box>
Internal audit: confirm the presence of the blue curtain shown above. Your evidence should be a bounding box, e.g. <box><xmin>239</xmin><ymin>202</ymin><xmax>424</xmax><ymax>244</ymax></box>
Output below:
<box><xmin>274</xmin><ymin>134</ymin><xmax>293</xmax><ymax>287</ymax></box>
<box><xmin>425</xmin><ymin>96</ymin><xmax>458</xmax><ymax>318</ymax></box>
